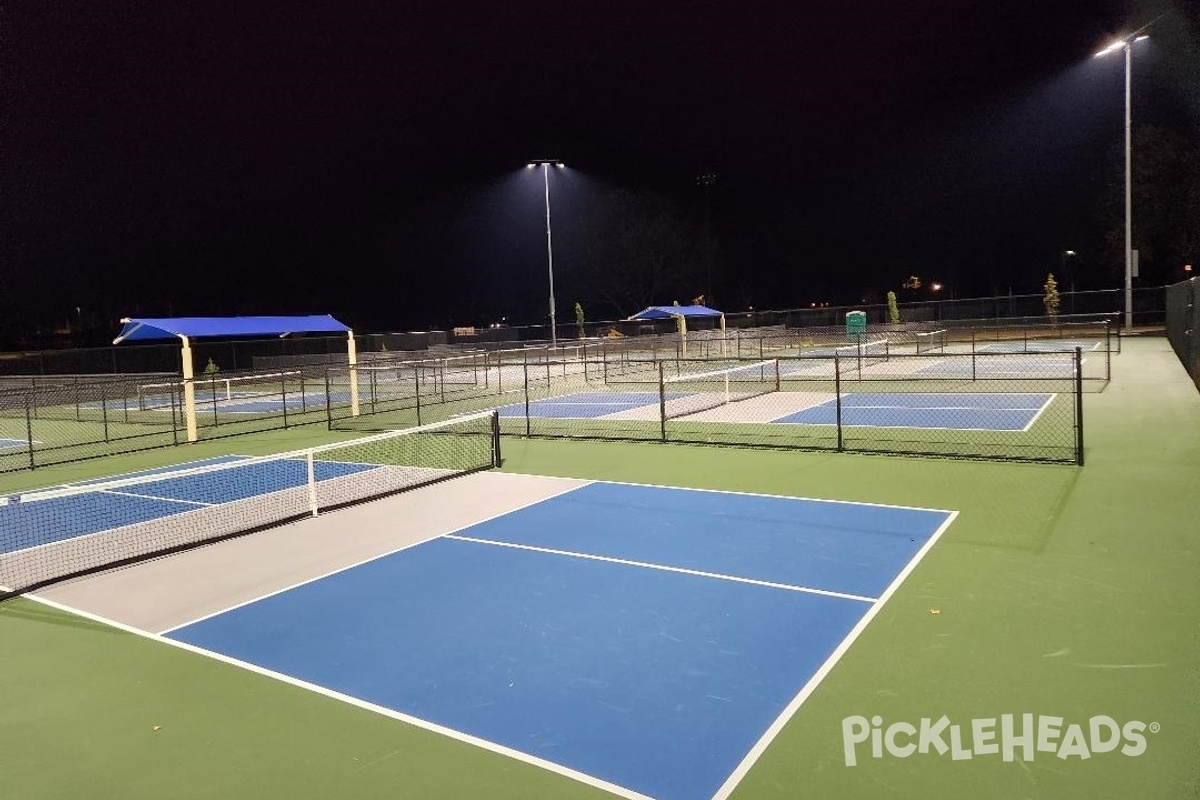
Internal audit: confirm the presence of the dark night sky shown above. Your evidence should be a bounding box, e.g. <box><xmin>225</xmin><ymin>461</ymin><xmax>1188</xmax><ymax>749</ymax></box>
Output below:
<box><xmin>5</xmin><ymin>0</ymin><xmax>1198</xmax><ymax>340</ymax></box>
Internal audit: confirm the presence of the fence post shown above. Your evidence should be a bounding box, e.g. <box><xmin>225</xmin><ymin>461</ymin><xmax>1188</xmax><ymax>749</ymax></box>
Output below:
<box><xmin>414</xmin><ymin>366</ymin><xmax>422</xmax><ymax>427</ymax></box>
<box><xmin>281</xmin><ymin>372</ymin><xmax>289</xmax><ymax>428</ymax></box>
<box><xmin>658</xmin><ymin>361</ymin><xmax>667</xmax><ymax>442</ymax></box>
<box><xmin>325</xmin><ymin>371</ymin><xmax>334</xmax><ymax>430</ymax></box>
<box><xmin>834</xmin><ymin>354</ymin><xmax>844</xmax><ymax>452</ymax></box>
<box><xmin>523</xmin><ymin>362</ymin><xmax>531</xmax><ymax>438</ymax></box>
<box><xmin>211</xmin><ymin>376</ymin><xmax>220</xmax><ymax>427</ymax></box>
<box><xmin>25</xmin><ymin>393</ymin><xmax>35</xmax><ymax>469</ymax></box>
<box><xmin>100</xmin><ymin>380</ymin><xmax>110</xmax><ymax>442</ymax></box>
<box><xmin>171</xmin><ymin>383</ymin><xmax>180</xmax><ymax>445</ymax></box>
<box><xmin>1075</xmin><ymin>347</ymin><xmax>1085</xmax><ymax>466</ymax></box>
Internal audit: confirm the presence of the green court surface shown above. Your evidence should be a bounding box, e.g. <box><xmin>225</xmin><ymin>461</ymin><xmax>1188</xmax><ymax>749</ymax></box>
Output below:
<box><xmin>1</xmin><ymin>336</ymin><xmax>1197</xmax><ymax>799</ymax></box>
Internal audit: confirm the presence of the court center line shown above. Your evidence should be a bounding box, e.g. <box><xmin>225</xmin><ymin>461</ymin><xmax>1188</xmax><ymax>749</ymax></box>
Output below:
<box><xmin>99</xmin><ymin>489</ymin><xmax>214</xmax><ymax>507</ymax></box>
<box><xmin>444</xmin><ymin>534</ymin><xmax>877</xmax><ymax>603</ymax></box>
<box><xmin>156</xmin><ymin>478</ymin><xmax>597</xmax><ymax>635</ymax></box>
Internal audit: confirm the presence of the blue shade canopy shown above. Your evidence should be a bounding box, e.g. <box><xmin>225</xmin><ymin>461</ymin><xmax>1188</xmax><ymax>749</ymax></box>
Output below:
<box><xmin>113</xmin><ymin>315</ymin><xmax>351</xmax><ymax>344</ymax></box>
<box><xmin>628</xmin><ymin>305</ymin><xmax>723</xmax><ymax>320</ymax></box>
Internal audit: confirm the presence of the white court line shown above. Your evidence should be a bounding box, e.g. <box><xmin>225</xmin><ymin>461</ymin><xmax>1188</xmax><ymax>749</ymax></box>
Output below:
<box><xmin>768</xmin><ymin>394</ymin><xmax>1054</xmax><ymax>433</ymax></box>
<box><xmin>445</xmin><ymin>534</ymin><xmax>877</xmax><ymax>604</ymax></box>
<box><xmin>99</xmin><ymin>489</ymin><xmax>213</xmax><ymax>507</ymax></box>
<box><xmin>709</xmin><ymin>509</ymin><xmax>959</xmax><ymax>800</ymax></box>
<box><xmin>157</xmin><ymin>479</ymin><xmax>595</xmax><ymax>635</ymax></box>
<box><xmin>24</xmin><ymin>594</ymin><xmax>653</xmax><ymax>800</ymax></box>
<box><xmin>503</xmin><ymin>473</ymin><xmax>956</xmax><ymax>516</ymax></box>
<box><xmin>1020</xmin><ymin>393</ymin><xmax>1058</xmax><ymax>432</ymax></box>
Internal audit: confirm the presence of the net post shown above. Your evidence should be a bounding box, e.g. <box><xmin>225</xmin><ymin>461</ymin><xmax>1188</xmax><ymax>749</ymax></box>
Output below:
<box><xmin>491</xmin><ymin>409</ymin><xmax>502</xmax><ymax>467</ymax></box>
<box><xmin>307</xmin><ymin>449</ymin><xmax>319</xmax><ymax>516</ymax></box>
<box><xmin>658</xmin><ymin>361</ymin><xmax>667</xmax><ymax>442</ymax></box>
<box><xmin>834</xmin><ymin>354</ymin><xmax>844</xmax><ymax>452</ymax></box>
<box><xmin>1075</xmin><ymin>346</ymin><xmax>1085</xmax><ymax>466</ymax></box>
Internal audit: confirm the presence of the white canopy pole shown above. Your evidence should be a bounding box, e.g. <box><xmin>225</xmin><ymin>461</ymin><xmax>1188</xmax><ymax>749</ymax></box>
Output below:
<box><xmin>720</xmin><ymin>313</ymin><xmax>727</xmax><ymax>358</ymax></box>
<box><xmin>179</xmin><ymin>335</ymin><xmax>198</xmax><ymax>442</ymax></box>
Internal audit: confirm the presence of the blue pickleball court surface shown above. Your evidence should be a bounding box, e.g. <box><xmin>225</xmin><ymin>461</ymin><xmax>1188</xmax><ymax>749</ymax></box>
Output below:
<box><xmin>975</xmin><ymin>339</ymin><xmax>1101</xmax><ymax>354</ymax></box>
<box><xmin>773</xmin><ymin>392</ymin><xmax>1054</xmax><ymax>431</ymax></box>
<box><xmin>496</xmin><ymin>391</ymin><xmax>684</xmax><ymax>419</ymax></box>
<box><xmin>166</xmin><ymin>481</ymin><xmax>954</xmax><ymax>800</ymax></box>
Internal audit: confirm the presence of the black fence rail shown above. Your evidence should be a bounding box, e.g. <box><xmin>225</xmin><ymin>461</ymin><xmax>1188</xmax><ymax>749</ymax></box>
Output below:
<box><xmin>1165</xmin><ymin>278</ymin><xmax>1198</xmax><ymax>391</ymax></box>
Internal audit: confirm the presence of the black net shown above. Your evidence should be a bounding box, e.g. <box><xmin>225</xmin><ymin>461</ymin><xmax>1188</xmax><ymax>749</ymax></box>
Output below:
<box><xmin>0</xmin><ymin>410</ymin><xmax>499</xmax><ymax>598</ymax></box>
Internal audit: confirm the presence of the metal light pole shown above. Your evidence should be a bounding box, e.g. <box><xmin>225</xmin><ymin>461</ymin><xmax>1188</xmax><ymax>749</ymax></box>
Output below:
<box><xmin>1095</xmin><ymin>33</ymin><xmax>1149</xmax><ymax>332</ymax></box>
<box><xmin>528</xmin><ymin>159</ymin><xmax>564</xmax><ymax>345</ymax></box>
<box><xmin>696</xmin><ymin>173</ymin><xmax>717</xmax><ymax>304</ymax></box>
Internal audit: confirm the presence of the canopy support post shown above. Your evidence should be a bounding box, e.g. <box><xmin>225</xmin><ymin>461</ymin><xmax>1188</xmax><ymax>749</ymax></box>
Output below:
<box><xmin>347</xmin><ymin>330</ymin><xmax>360</xmax><ymax>417</ymax></box>
<box><xmin>179</xmin><ymin>335</ymin><xmax>198</xmax><ymax>442</ymax></box>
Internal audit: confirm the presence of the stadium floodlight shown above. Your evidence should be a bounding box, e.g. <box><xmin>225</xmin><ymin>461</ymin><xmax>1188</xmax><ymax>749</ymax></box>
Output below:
<box><xmin>528</xmin><ymin>159</ymin><xmax>564</xmax><ymax>345</ymax></box>
<box><xmin>1093</xmin><ymin>28</ymin><xmax>1152</xmax><ymax>332</ymax></box>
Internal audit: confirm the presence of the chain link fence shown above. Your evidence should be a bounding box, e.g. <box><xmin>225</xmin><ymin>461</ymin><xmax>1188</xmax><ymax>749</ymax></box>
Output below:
<box><xmin>0</xmin><ymin>317</ymin><xmax>1106</xmax><ymax>472</ymax></box>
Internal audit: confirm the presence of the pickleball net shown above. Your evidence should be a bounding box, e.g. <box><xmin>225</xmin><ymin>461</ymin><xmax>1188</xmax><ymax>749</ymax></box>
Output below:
<box><xmin>662</xmin><ymin>359</ymin><xmax>780</xmax><ymax>420</ymax></box>
<box><xmin>0</xmin><ymin>409</ymin><xmax>500</xmax><ymax>598</ymax></box>
<box><xmin>915</xmin><ymin>329</ymin><xmax>947</xmax><ymax>354</ymax></box>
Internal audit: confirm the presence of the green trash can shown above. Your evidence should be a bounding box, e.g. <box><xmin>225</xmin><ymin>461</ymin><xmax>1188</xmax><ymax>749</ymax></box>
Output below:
<box><xmin>845</xmin><ymin>310</ymin><xmax>867</xmax><ymax>343</ymax></box>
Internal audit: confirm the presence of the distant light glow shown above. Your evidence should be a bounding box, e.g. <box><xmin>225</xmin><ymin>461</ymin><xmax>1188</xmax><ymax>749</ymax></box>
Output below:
<box><xmin>931</xmin><ymin>283</ymin><xmax>943</xmax><ymax>292</ymax></box>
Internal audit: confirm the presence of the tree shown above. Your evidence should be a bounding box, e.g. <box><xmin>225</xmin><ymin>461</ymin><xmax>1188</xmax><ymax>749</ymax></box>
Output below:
<box><xmin>574</xmin><ymin>302</ymin><xmax>585</xmax><ymax>339</ymax></box>
<box><xmin>561</xmin><ymin>188</ymin><xmax>701</xmax><ymax>317</ymax></box>
<box><xmin>1043</xmin><ymin>273</ymin><xmax>1061</xmax><ymax>319</ymax></box>
<box><xmin>886</xmin><ymin>291</ymin><xmax>900</xmax><ymax>324</ymax></box>
<box><xmin>1097</xmin><ymin>124</ymin><xmax>1200</xmax><ymax>287</ymax></box>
